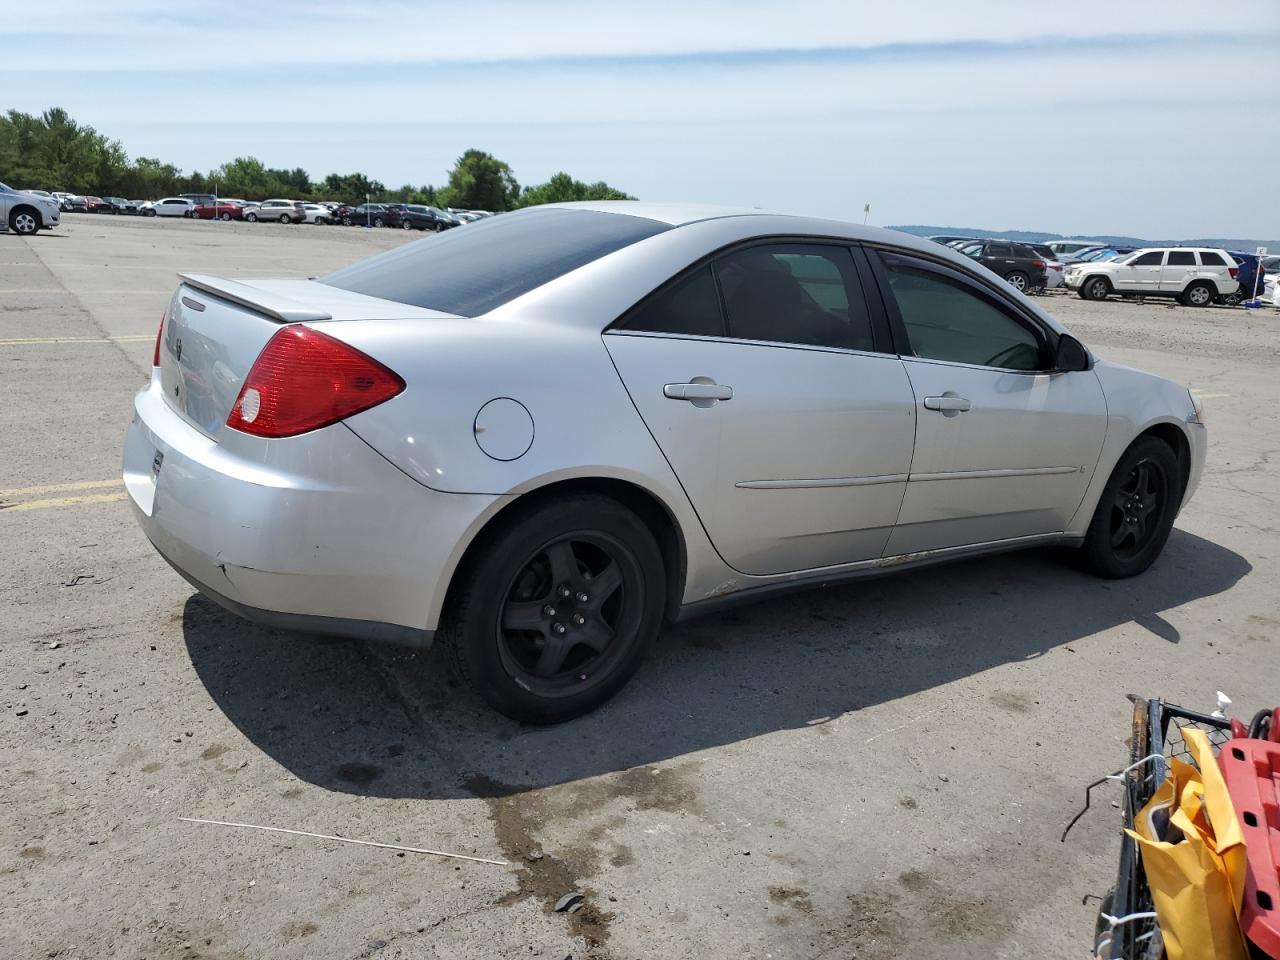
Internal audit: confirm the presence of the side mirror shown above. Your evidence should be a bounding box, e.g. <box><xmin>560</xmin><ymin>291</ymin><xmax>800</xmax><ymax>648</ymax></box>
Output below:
<box><xmin>1054</xmin><ymin>334</ymin><xmax>1090</xmax><ymax>372</ymax></box>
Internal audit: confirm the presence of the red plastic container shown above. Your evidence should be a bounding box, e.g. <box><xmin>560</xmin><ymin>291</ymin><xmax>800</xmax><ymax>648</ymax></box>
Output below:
<box><xmin>1218</xmin><ymin>737</ymin><xmax>1280</xmax><ymax>958</ymax></box>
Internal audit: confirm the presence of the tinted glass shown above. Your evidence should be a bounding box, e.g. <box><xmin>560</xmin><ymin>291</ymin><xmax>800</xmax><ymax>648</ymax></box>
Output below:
<box><xmin>986</xmin><ymin>244</ymin><xmax>1014</xmax><ymax>257</ymax></box>
<box><xmin>880</xmin><ymin>257</ymin><xmax>1043</xmax><ymax>370</ymax></box>
<box><xmin>1011</xmin><ymin>244</ymin><xmax>1037</xmax><ymax>258</ymax></box>
<box><xmin>1131</xmin><ymin>251</ymin><xmax>1164</xmax><ymax>266</ymax></box>
<box><xmin>623</xmin><ymin>265</ymin><xmax>723</xmax><ymax>337</ymax></box>
<box><xmin>322</xmin><ymin>207</ymin><xmax>670</xmax><ymax>317</ymax></box>
<box><xmin>1167</xmin><ymin>251</ymin><xmax>1195</xmax><ymax>266</ymax></box>
<box><xmin>714</xmin><ymin>244</ymin><xmax>874</xmax><ymax>351</ymax></box>
<box><xmin>1198</xmin><ymin>251</ymin><xmax>1226</xmax><ymax>266</ymax></box>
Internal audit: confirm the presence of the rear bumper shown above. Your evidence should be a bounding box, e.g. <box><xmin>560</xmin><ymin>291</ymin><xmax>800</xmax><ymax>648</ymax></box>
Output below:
<box><xmin>124</xmin><ymin>376</ymin><xmax>502</xmax><ymax>642</ymax></box>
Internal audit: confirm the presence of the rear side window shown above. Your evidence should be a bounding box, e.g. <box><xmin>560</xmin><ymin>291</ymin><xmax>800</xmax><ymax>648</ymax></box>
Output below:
<box><xmin>1198</xmin><ymin>251</ymin><xmax>1226</xmax><ymax>266</ymax></box>
<box><xmin>321</xmin><ymin>207</ymin><xmax>670</xmax><ymax>317</ymax></box>
<box><xmin>1167</xmin><ymin>251</ymin><xmax>1196</xmax><ymax>266</ymax></box>
<box><xmin>1131</xmin><ymin>251</ymin><xmax>1164</xmax><ymax>266</ymax></box>
<box><xmin>624</xmin><ymin>266</ymin><xmax>723</xmax><ymax>337</ymax></box>
<box><xmin>715</xmin><ymin>244</ymin><xmax>875</xmax><ymax>351</ymax></box>
<box><xmin>986</xmin><ymin>243</ymin><xmax>1014</xmax><ymax>257</ymax></box>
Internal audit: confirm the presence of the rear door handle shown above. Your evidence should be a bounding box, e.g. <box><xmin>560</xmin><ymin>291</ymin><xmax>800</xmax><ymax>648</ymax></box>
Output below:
<box><xmin>664</xmin><ymin>382</ymin><xmax>733</xmax><ymax>401</ymax></box>
<box><xmin>923</xmin><ymin>395</ymin><xmax>971</xmax><ymax>412</ymax></box>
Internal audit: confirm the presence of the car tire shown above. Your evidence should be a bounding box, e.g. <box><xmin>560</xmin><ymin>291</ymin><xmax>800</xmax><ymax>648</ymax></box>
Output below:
<box><xmin>143</xmin><ymin>209</ymin><xmax>156</xmax><ymax>217</ymax></box>
<box><xmin>218</xmin><ymin>212</ymin><xmax>230</xmax><ymax>221</ymax></box>
<box><xmin>8</xmin><ymin>208</ymin><xmax>40</xmax><ymax>236</ymax></box>
<box><xmin>1079</xmin><ymin>436</ymin><xmax>1182</xmax><ymax>579</ymax></box>
<box><xmin>1004</xmin><ymin>271</ymin><xmax>1029</xmax><ymax>293</ymax></box>
<box><xmin>1182</xmin><ymin>281</ymin><xmax>1214</xmax><ymax>308</ymax></box>
<box><xmin>342</xmin><ymin>216</ymin><xmax>352</xmax><ymax>226</ymax></box>
<box><xmin>1081</xmin><ymin>276</ymin><xmax>1111</xmax><ymax>301</ymax></box>
<box><xmin>245</xmin><ymin>212</ymin><xmax>258</xmax><ymax>222</ymax></box>
<box><xmin>401</xmin><ymin>220</ymin><xmax>412</xmax><ymax>229</ymax></box>
<box><xmin>373</xmin><ymin>217</ymin><xmax>385</xmax><ymax>227</ymax></box>
<box><xmin>442</xmin><ymin>493</ymin><xmax>666</xmax><ymax>724</ymax></box>
<box><xmin>280</xmin><ymin>214</ymin><xmax>292</xmax><ymax>224</ymax></box>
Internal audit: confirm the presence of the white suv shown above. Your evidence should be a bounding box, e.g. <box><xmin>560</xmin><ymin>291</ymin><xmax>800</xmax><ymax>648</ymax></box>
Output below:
<box><xmin>1065</xmin><ymin>247</ymin><xmax>1240</xmax><ymax>307</ymax></box>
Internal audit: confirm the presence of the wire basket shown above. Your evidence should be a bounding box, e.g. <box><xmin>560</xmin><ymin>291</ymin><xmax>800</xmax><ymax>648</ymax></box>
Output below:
<box><xmin>1096</xmin><ymin>697</ymin><xmax>1232</xmax><ymax>959</ymax></box>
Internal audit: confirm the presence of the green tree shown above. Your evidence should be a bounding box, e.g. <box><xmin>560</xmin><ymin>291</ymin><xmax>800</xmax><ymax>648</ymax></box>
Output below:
<box><xmin>519</xmin><ymin>171</ymin><xmax>634</xmax><ymax>207</ymax></box>
<box><xmin>321</xmin><ymin>171</ymin><xmax>386</xmax><ymax>202</ymax></box>
<box><xmin>437</xmin><ymin>149</ymin><xmax>519</xmax><ymax>212</ymax></box>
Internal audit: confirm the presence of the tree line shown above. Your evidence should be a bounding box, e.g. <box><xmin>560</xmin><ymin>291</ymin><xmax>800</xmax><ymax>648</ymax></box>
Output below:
<box><xmin>0</xmin><ymin>108</ymin><xmax>635</xmax><ymax>211</ymax></box>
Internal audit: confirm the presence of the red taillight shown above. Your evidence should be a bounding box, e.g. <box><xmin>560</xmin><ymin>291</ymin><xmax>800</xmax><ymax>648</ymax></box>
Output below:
<box><xmin>153</xmin><ymin>313</ymin><xmax>164</xmax><ymax>367</ymax></box>
<box><xmin>1032</xmin><ymin>260</ymin><xmax>1045</xmax><ymax>269</ymax></box>
<box><xmin>1228</xmin><ymin>267</ymin><xmax>1239</xmax><ymax>280</ymax></box>
<box><xmin>225</xmin><ymin>326</ymin><xmax>405</xmax><ymax>438</ymax></box>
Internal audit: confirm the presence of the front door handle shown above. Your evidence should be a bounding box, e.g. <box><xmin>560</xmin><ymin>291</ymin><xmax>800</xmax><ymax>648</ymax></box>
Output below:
<box><xmin>923</xmin><ymin>395</ymin><xmax>971</xmax><ymax>412</ymax></box>
<box><xmin>664</xmin><ymin>382</ymin><xmax>733</xmax><ymax>401</ymax></box>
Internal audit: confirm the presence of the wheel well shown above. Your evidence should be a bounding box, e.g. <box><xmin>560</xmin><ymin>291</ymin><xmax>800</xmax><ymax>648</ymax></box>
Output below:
<box><xmin>9</xmin><ymin>203</ymin><xmax>39</xmax><ymax>222</ymax></box>
<box><xmin>443</xmin><ymin>477</ymin><xmax>687</xmax><ymax>622</ymax></box>
<box><xmin>1084</xmin><ymin>274</ymin><xmax>1111</xmax><ymax>290</ymax></box>
<box><xmin>1137</xmin><ymin>423</ymin><xmax>1190</xmax><ymax>497</ymax></box>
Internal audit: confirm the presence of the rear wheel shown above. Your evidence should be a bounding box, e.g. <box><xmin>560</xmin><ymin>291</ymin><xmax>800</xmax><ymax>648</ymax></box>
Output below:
<box><xmin>373</xmin><ymin>216</ymin><xmax>385</xmax><ymax>227</ymax></box>
<box><xmin>1004</xmin><ymin>271</ymin><xmax>1029</xmax><ymax>293</ymax></box>
<box><xmin>402</xmin><ymin>219</ymin><xmax>412</xmax><ymax>230</ymax></box>
<box><xmin>1080</xmin><ymin>436</ymin><xmax>1182</xmax><ymax>578</ymax></box>
<box><xmin>219</xmin><ymin>212</ymin><xmax>231</xmax><ymax>221</ymax></box>
<box><xmin>279</xmin><ymin>213</ymin><xmax>292</xmax><ymax>224</ymax></box>
<box><xmin>1183</xmin><ymin>281</ymin><xmax>1214</xmax><ymax>307</ymax></box>
<box><xmin>442</xmin><ymin>494</ymin><xmax>665</xmax><ymax>723</ymax></box>
<box><xmin>9</xmin><ymin>208</ymin><xmax>39</xmax><ymax>236</ymax></box>
<box><xmin>1081</xmin><ymin>276</ymin><xmax>1111</xmax><ymax>301</ymax></box>
<box><xmin>342</xmin><ymin>215</ymin><xmax>352</xmax><ymax>226</ymax></box>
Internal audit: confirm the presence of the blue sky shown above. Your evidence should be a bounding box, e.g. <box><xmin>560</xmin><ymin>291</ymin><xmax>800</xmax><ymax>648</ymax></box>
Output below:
<box><xmin>6</xmin><ymin>0</ymin><xmax>1280</xmax><ymax>237</ymax></box>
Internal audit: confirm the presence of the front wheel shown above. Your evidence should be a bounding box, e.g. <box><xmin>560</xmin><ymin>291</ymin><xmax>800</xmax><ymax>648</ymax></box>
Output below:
<box><xmin>245</xmin><ymin>212</ymin><xmax>258</xmax><ymax>222</ymax></box>
<box><xmin>1081</xmin><ymin>276</ymin><xmax>1111</xmax><ymax>301</ymax></box>
<box><xmin>373</xmin><ymin>217</ymin><xmax>385</xmax><ymax>227</ymax></box>
<box><xmin>402</xmin><ymin>219</ymin><xmax>412</xmax><ymax>229</ymax></box>
<box><xmin>219</xmin><ymin>212</ymin><xmax>231</xmax><ymax>221</ymax></box>
<box><xmin>342</xmin><ymin>216</ymin><xmax>352</xmax><ymax>226</ymax></box>
<box><xmin>1080</xmin><ymin>436</ymin><xmax>1182</xmax><ymax>578</ymax></box>
<box><xmin>9</xmin><ymin>209</ymin><xmax>39</xmax><ymax>235</ymax></box>
<box><xmin>442</xmin><ymin>494</ymin><xmax>666</xmax><ymax>723</ymax></box>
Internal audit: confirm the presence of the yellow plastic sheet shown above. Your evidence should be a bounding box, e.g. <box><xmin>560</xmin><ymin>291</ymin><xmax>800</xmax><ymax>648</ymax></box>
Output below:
<box><xmin>1125</xmin><ymin>727</ymin><xmax>1248</xmax><ymax>960</ymax></box>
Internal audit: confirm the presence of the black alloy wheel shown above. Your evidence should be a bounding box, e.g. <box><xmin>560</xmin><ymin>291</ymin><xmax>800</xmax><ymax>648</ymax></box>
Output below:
<box><xmin>1081</xmin><ymin>436</ymin><xmax>1181</xmax><ymax>578</ymax></box>
<box><xmin>443</xmin><ymin>494</ymin><xmax>664</xmax><ymax>723</ymax></box>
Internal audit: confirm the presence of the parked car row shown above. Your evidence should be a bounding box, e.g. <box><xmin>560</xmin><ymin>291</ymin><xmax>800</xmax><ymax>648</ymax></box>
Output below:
<box><xmin>928</xmin><ymin>235</ymin><xmax>1263</xmax><ymax>307</ymax></box>
<box><xmin>35</xmin><ymin>191</ymin><xmax>496</xmax><ymax>230</ymax></box>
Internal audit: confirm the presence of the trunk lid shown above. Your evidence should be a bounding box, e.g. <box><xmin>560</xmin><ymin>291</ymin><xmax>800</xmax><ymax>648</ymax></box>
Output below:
<box><xmin>159</xmin><ymin>274</ymin><xmax>452</xmax><ymax>438</ymax></box>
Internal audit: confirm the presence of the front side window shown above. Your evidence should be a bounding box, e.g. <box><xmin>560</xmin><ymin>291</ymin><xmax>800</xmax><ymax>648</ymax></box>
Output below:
<box><xmin>1130</xmin><ymin>251</ymin><xmax>1164</xmax><ymax>266</ymax></box>
<box><xmin>714</xmin><ymin>244</ymin><xmax>874</xmax><ymax>351</ymax></box>
<box><xmin>1167</xmin><ymin>251</ymin><xmax>1196</xmax><ymax>266</ymax></box>
<box><xmin>878</xmin><ymin>255</ymin><xmax>1044</xmax><ymax>371</ymax></box>
<box><xmin>1198</xmin><ymin>251</ymin><xmax>1226</xmax><ymax>267</ymax></box>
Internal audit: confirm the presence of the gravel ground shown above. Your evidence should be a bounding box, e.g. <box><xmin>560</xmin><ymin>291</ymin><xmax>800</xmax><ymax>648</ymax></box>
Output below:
<box><xmin>2</xmin><ymin>215</ymin><xmax>1277</xmax><ymax>959</ymax></box>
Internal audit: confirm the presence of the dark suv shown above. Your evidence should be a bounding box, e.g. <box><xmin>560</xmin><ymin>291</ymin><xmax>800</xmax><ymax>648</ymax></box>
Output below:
<box><xmin>956</xmin><ymin>240</ymin><xmax>1049</xmax><ymax>293</ymax></box>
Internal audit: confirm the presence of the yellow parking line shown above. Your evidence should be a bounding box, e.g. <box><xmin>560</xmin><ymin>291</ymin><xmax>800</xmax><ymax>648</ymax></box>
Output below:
<box><xmin>2</xmin><ymin>491</ymin><xmax>128</xmax><ymax>512</ymax></box>
<box><xmin>0</xmin><ymin>334</ymin><xmax>153</xmax><ymax>345</ymax></box>
<box><xmin>1197</xmin><ymin>393</ymin><xmax>1230</xmax><ymax>400</ymax></box>
<box><xmin>0</xmin><ymin>478</ymin><xmax>122</xmax><ymax>497</ymax></box>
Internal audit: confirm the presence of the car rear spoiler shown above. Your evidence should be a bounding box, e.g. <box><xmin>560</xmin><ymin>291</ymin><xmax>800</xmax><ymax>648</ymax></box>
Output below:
<box><xmin>177</xmin><ymin>273</ymin><xmax>333</xmax><ymax>323</ymax></box>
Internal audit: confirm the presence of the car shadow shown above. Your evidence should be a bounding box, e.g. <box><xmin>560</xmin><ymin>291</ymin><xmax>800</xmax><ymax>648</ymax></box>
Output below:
<box><xmin>182</xmin><ymin>529</ymin><xmax>1249</xmax><ymax>799</ymax></box>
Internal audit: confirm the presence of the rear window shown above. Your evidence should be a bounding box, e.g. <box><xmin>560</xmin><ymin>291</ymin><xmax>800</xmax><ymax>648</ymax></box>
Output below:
<box><xmin>1198</xmin><ymin>251</ymin><xmax>1226</xmax><ymax>266</ymax></box>
<box><xmin>321</xmin><ymin>207</ymin><xmax>671</xmax><ymax>317</ymax></box>
<box><xmin>1167</xmin><ymin>251</ymin><xmax>1196</xmax><ymax>266</ymax></box>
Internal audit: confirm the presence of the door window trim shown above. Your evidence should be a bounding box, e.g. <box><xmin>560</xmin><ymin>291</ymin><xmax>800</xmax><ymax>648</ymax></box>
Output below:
<box><xmin>606</xmin><ymin>235</ymin><xmax>896</xmax><ymax>357</ymax></box>
<box><xmin>864</xmin><ymin>247</ymin><xmax>1057</xmax><ymax>373</ymax></box>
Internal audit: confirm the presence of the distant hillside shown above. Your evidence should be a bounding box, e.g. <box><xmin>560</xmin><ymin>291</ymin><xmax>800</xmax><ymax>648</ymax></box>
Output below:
<box><xmin>888</xmin><ymin>225</ymin><xmax>1277</xmax><ymax>252</ymax></box>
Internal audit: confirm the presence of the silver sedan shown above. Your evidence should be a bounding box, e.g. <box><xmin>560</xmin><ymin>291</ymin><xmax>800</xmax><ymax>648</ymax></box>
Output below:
<box><xmin>123</xmin><ymin>203</ymin><xmax>1207</xmax><ymax>722</ymax></box>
